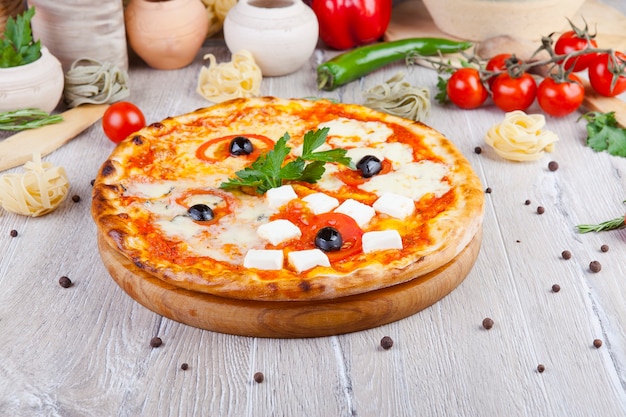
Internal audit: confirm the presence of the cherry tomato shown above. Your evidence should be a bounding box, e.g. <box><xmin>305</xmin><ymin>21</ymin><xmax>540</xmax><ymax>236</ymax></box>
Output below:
<box><xmin>102</xmin><ymin>102</ymin><xmax>146</xmax><ymax>143</ymax></box>
<box><xmin>446</xmin><ymin>68</ymin><xmax>488</xmax><ymax>109</ymax></box>
<box><xmin>537</xmin><ymin>74</ymin><xmax>585</xmax><ymax>117</ymax></box>
<box><xmin>554</xmin><ymin>30</ymin><xmax>598</xmax><ymax>72</ymax></box>
<box><xmin>491</xmin><ymin>72</ymin><xmax>537</xmax><ymax>112</ymax></box>
<box><xmin>588</xmin><ymin>52</ymin><xmax>626</xmax><ymax>97</ymax></box>
<box><xmin>485</xmin><ymin>54</ymin><xmax>522</xmax><ymax>86</ymax></box>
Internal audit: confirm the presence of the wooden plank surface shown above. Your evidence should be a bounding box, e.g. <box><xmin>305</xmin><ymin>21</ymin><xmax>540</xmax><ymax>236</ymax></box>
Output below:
<box><xmin>2</xmin><ymin>0</ymin><xmax>626</xmax><ymax>415</ymax></box>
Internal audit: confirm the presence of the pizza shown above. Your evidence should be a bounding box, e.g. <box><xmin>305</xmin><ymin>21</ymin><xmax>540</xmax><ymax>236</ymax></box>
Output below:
<box><xmin>92</xmin><ymin>97</ymin><xmax>484</xmax><ymax>301</ymax></box>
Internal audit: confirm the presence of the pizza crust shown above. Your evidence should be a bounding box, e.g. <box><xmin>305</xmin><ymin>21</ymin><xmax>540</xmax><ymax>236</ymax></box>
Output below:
<box><xmin>92</xmin><ymin>97</ymin><xmax>484</xmax><ymax>301</ymax></box>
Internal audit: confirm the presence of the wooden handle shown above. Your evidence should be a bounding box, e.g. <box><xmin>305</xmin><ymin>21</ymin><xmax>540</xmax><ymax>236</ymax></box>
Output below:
<box><xmin>582</xmin><ymin>80</ymin><xmax>626</xmax><ymax>127</ymax></box>
<box><xmin>0</xmin><ymin>104</ymin><xmax>109</xmax><ymax>172</ymax></box>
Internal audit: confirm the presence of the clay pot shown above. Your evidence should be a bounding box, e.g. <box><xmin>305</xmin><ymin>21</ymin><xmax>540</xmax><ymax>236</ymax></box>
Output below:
<box><xmin>223</xmin><ymin>0</ymin><xmax>319</xmax><ymax>76</ymax></box>
<box><xmin>125</xmin><ymin>0</ymin><xmax>210</xmax><ymax>70</ymax></box>
<box><xmin>422</xmin><ymin>0</ymin><xmax>586</xmax><ymax>41</ymax></box>
<box><xmin>0</xmin><ymin>47</ymin><xmax>64</xmax><ymax>113</ymax></box>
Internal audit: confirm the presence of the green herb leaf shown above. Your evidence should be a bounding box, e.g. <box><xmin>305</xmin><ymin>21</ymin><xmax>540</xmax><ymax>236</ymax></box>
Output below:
<box><xmin>219</xmin><ymin>128</ymin><xmax>352</xmax><ymax>194</ymax></box>
<box><xmin>580</xmin><ymin>112</ymin><xmax>626</xmax><ymax>157</ymax></box>
<box><xmin>435</xmin><ymin>76</ymin><xmax>449</xmax><ymax>104</ymax></box>
<box><xmin>0</xmin><ymin>7</ymin><xmax>41</xmax><ymax>68</ymax></box>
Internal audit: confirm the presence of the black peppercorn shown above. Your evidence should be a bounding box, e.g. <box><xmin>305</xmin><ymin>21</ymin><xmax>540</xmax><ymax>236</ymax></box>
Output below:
<box><xmin>600</xmin><ymin>244</ymin><xmax>609</xmax><ymax>253</ymax></box>
<box><xmin>548</xmin><ymin>161</ymin><xmax>559</xmax><ymax>171</ymax></box>
<box><xmin>181</xmin><ymin>363</ymin><xmax>189</xmax><ymax>370</ymax></box>
<box><xmin>561</xmin><ymin>250</ymin><xmax>572</xmax><ymax>260</ymax></box>
<box><xmin>380</xmin><ymin>336</ymin><xmax>394</xmax><ymax>350</ymax></box>
<box><xmin>474</xmin><ymin>146</ymin><xmax>482</xmax><ymax>154</ymax></box>
<box><xmin>593</xmin><ymin>339</ymin><xmax>603</xmax><ymax>348</ymax></box>
<box><xmin>482</xmin><ymin>317</ymin><xmax>494</xmax><ymax>330</ymax></box>
<box><xmin>537</xmin><ymin>364</ymin><xmax>545</xmax><ymax>373</ymax></box>
<box><xmin>72</xmin><ymin>195</ymin><xmax>81</xmax><ymax>203</ymax></box>
<box><xmin>254</xmin><ymin>372</ymin><xmax>264</xmax><ymax>383</ymax></box>
<box><xmin>150</xmin><ymin>337</ymin><xmax>163</xmax><ymax>348</ymax></box>
<box><xmin>590</xmin><ymin>261</ymin><xmax>602</xmax><ymax>273</ymax></box>
<box><xmin>551</xmin><ymin>284</ymin><xmax>561</xmax><ymax>293</ymax></box>
<box><xmin>59</xmin><ymin>276</ymin><xmax>72</xmax><ymax>288</ymax></box>
<box><xmin>9</xmin><ymin>229</ymin><xmax>18</xmax><ymax>237</ymax></box>
<box><xmin>537</xmin><ymin>206</ymin><xmax>545</xmax><ymax>214</ymax></box>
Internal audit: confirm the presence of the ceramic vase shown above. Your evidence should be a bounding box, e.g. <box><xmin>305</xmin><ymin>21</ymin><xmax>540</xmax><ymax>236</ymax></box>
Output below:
<box><xmin>0</xmin><ymin>47</ymin><xmax>64</xmax><ymax>113</ymax></box>
<box><xmin>125</xmin><ymin>0</ymin><xmax>210</xmax><ymax>70</ymax></box>
<box><xmin>223</xmin><ymin>0</ymin><xmax>319</xmax><ymax>76</ymax></box>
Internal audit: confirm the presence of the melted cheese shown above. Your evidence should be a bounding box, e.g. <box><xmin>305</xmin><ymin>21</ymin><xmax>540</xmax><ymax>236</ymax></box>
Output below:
<box><xmin>359</xmin><ymin>160</ymin><xmax>450</xmax><ymax>200</ymax></box>
<box><xmin>319</xmin><ymin>118</ymin><xmax>393</xmax><ymax>148</ymax></box>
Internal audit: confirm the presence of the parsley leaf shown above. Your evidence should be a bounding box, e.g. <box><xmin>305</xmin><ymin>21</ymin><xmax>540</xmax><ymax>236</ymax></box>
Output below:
<box><xmin>435</xmin><ymin>76</ymin><xmax>449</xmax><ymax>104</ymax></box>
<box><xmin>580</xmin><ymin>112</ymin><xmax>626</xmax><ymax>158</ymax></box>
<box><xmin>220</xmin><ymin>128</ymin><xmax>352</xmax><ymax>194</ymax></box>
<box><xmin>0</xmin><ymin>7</ymin><xmax>41</xmax><ymax>68</ymax></box>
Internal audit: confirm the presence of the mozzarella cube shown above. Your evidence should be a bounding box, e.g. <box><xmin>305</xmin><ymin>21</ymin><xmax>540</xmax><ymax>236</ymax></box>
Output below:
<box><xmin>362</xmin><ymin>230</ymin><xmax>403</xmax><ymax>253</ymax></box>
<box><xmin>334</xmin><ymin>199</ymin><xmax>375</xmax><ymax>227</ymax></box>
<box><xmin>243</xmin><ymin>249</ymin><xmax>284</xmax><ymax>270</ymax></box>
<box><xmin>257</xmin><ymin>219</ymin><xmax>302</xmax><ymax>246</ymax></box>
<box><xmin>266</xmin><ymin>185</ymin><xmax>297</xmax><ymax>209</ymax></box>
<box><xmin>287</xmin><ymin>249</ymin><xmax>330</xmax><ymax>273</ymax></box>
<box><xmin>302</xmin><ymin>192</ymin><xmax>339</xmax><ymax>215</ymax></box>
<box><xmin>373</xmin><ymin>193</ymin><xmax>415</xmax><ymax>219</ymax></box>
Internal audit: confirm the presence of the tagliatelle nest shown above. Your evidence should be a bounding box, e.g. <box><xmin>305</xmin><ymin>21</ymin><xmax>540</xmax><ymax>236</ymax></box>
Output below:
<box><xmin>362</xmin><ymin>72</ymin><xmax>431</xmax><ymax>122</ymax></box>
<box><xmin>484</xmin><ymin>110</ymin><xmax>559</xmax><ymax>161</ymax></box>
<box><xmin>201</xmin><ymin>0</ymin><xmax>237</xmax><ymax>37</ymax></box>
<box><xmin>197</xmin><ymin>50</ymin><xmax>263</xmax><ymax>103</ymax></box>
<box><xmin>0</xmin><ymin>154</ymin><xmax>70</xmax><ymax>217</ymax></box>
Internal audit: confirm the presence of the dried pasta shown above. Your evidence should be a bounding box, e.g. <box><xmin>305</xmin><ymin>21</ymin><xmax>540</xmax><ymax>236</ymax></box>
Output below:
<box><xmin>485</xmin><ymin>110</ymin><xmax>559</xmax><ymax>161</ymax></box>
<box><xmin>0</xmin><ymin>154</ymin><xmax>70</xmax><ymax>217</ymax></box>
<box><xmin>362</xmin><ymin>72</ymin><xmax>430</xmax><ymax>122</ymax></box>
<box><xmin>197</xmin><ymin>50</ymin><xmax>263</xmax><ymax>103</ymax></box>
<box><xmin>63</xmin><ymin>58</ymin><xmax>130</xmax><ymax>108</ymax></box>
<box><xmin>201</xmin><ymin>0</ymin><xmax>237</xmax><ymax>37</ymax></box>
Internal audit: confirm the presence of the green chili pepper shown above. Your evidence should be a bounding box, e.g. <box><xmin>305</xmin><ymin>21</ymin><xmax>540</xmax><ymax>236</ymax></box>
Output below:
<box><xmin>317</xmin><ymin>37</ymin><xmax>473</xmax><ymax>91</ymax></box>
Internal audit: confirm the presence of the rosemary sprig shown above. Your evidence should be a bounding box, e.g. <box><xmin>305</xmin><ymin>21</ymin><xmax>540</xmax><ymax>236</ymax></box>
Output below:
<box><xmin>0</xmin><ymin>108</ymin><xmax>63</xmax><ymax>131</ymax></box>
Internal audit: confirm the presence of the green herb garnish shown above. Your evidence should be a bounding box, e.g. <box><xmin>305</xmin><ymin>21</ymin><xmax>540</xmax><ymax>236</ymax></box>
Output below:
<box><xmin>219</xmin><ymin>127</ymin><xmax>352</xmax><ymax>194</ymax></box>
<box><xmin>579</xmin><ymin>111</ymin><xmax>626</xmax><ymax>158</ymax></box>
<box><xmin>1</xmin><ymin>7</ymin><xmax>41</xmax><ymax>68</ymax></box>
<box><xmin>0</xmin><ymin>108</ymin><xmax>63</xmax><ymax>131</ymax></box>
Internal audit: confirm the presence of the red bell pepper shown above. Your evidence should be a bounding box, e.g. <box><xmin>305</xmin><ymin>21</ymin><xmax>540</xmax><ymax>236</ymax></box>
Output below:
<box><xmin>311</xmin><ymin>0</ymin><xmax>393</xmax><ymax>50</ymax></box>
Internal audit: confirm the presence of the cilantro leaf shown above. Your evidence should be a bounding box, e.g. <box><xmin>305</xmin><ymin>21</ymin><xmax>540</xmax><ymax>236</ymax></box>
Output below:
<box><xmin>580</xmin><ymin>112</ymin><xmax>626</xmax><ymax>157</ymax></box>
<box><xmin>0</xmin><ymin>7</ymin><xmax>41</xmax><ymax>68</ymax></box>
<box><xmin>219</xmin><ymin>128</ymin><xmax>353</xmax><ymax>194</ymax></box>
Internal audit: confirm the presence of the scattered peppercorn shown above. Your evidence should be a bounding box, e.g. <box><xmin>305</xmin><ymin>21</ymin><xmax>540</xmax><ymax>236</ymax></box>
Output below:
<box><xmin>600</xmin><ymin>244</ymin><xmax>609</xmax><ymax>253</ymax></box>
<box><xmin>474</xmin><ymin>146</ymin><xmax>482</xmax><ymax>154</ymax></box>
<box><xmin>482</xmin><ymin>317</ymin><xmax>494</xmax><ymax>330</ymax></box>
<box><xmin>380</xmin><ymin>336</ymin><xmax>394</xmax><ymax>350</ymax></box>
<box><xmin>58</xmin><ymin>276</ymin><xmax>72</xmax><ymax>288</ymax></box>
<box><xmin>561</xmin><ymin>250</ymin><xmax>572</xmax><ymax>260</ymax></box>
<box><xmin>593</xmin><ymin>339</ymin><xmax>603</xmax><ymax>349</ymax></box>
<box><xmin>90</xmin><ymin>179</ymin><xmax>95</xmax><ymax>186</ymax></box>
<box><xmin>72</xmin><ymin>195</ymin><xmax>81</xmax><ymax>203</ymax></box>
<box><xmin>524</xmin><ymin>200</ymin><xmax>531</xmax><ymax>205</ymax></box>
<box><xmin>552</xmin><ymin>284</ymin><xmax>561</xmax><ymax>293</ymax></box>
<box><xmin>181</xmin><ymin>363</ymin><xmax>189</xmax><ymax>370</ymax></box>
<box><xmin>589</xmin><ymin>261</ymin><xmax>602</xmax><ymax>273</ymax></box>
<box><xmin>9</xmin><ymin>229</ymin><xmax>18</xmax><ymax>237</ymax></box>
<box><xmin>150</xmin><ymin>337</ymin><xmax>163</xmax><ymax>348</ymax></box>
<box><xmin>254</xmin><ymin>372</ymin><xmax>264</xmax><ymax>383</ymax></box>
<box><xmin>537</xmin><ymin>206</ymin><xmax>545</xmax><ymax>214</ymax></box>
<box><xmin>485</xmin><ymin>187</ymin><xmax>492</xmax><ymax>194</ymax></box>
<box><xmin>548</xmin><ymin>161</ymin><xmax>559</xmax><ymax>171</ymax></box>
<box><xmin>537</xmin><ymin>364</ymin><xmax>545</xmax><ymax>373</ymax></box>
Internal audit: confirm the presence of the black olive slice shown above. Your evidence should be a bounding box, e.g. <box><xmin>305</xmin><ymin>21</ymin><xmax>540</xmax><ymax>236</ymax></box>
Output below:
<box><xmin>229</xmin><ymin>136</ymin><xmax>254</xmax><ymax>156</ymax></box>
<box><xmin>188</xmin><ymin>204</ymin><xmax>214</xmax><ymax>221</ymax></box>
<box><xmin>356</xmin><ymin>155</ymin><xmax>382</xmax><ymax>178</ymax></box>
<box><xmin>315</xmin><ymin>227</ymin><xmax>343</xmax><ymax>252</ymax></box>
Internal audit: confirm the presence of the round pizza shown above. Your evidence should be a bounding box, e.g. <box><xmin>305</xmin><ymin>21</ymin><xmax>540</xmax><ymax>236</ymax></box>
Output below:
<box><xmin>92</xmin><ymin>97</ymin><xmax>484</xmax><ymax>301</ymax></box>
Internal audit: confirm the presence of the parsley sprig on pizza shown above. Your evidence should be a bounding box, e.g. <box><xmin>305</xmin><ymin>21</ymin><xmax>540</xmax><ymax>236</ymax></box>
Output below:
<box><xmin>220</xmin><ymin>127</ymin><xmax>352</xmax><ymax>193</ymax></box>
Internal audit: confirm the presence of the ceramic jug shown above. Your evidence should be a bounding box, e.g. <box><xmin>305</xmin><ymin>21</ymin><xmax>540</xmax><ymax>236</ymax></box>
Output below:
<box><xmin>223</xmin><ymin>0</ymin><xmax>319</xmax><ymax>76</ymax></box>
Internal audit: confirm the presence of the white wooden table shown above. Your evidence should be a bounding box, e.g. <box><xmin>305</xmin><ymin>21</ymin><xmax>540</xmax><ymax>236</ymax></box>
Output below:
<box><xmin>2</xmin><ymin>3</ymin><xmax>626</xmax><ymax>416</ymax></box>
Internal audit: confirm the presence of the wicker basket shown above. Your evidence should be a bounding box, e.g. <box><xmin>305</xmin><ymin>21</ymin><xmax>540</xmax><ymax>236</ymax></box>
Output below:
<box><xmin>0</xmin><ymin>0</ymin><xmax>25</xmax><ymax>35</ymax></box>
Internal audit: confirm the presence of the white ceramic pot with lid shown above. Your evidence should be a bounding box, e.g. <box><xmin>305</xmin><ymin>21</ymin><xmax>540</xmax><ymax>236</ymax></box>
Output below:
<box><xmin>223</xmin><ymin>0</ymin><xmax>319</xmax><ymax>77</ymax></box>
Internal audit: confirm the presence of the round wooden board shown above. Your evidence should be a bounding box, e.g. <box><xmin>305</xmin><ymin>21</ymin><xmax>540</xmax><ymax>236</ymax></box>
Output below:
<box><xmin>97</xmin><ymin>228</ymin><xmax>482</xmax><ymax>338</ymax></box>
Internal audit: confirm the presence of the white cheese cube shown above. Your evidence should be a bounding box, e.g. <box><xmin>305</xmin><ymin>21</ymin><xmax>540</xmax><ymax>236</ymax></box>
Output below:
<box><xmin>266</xmin><ymin>185</ymin><xmax>297</xmax><ymax>209</ymax></box>
<box><xmin>362</xmin><ymin>230</ymin><xmax>403</xmax><ymax>253</ymax></box>
<box><xmin>334</xmin><ymin>199</ymin><xmax>375</xmax><ymax>227</ymax></box>
<box><xmin>373</xmin><ymin>193</ymin><xmax>415</xmax><ymax>219</ymax></box>
<box><xmin>243</xmin><ymin>249</ymin><xmax>284</xmax><ymax>270</ymax></box>
<box><xmin>257</xmin><ymin>219</ymin><xmax>302</xmax><ymax>246</ymax></box>
<box><xmin>287</xmin><ymin>249</ymin><xmax>331</xmax><ymax>273</ymax></box>
<box><xmin>302</xmin><ymin>192</ymin><xmax>339</xmax><ymax>215</ymax></box>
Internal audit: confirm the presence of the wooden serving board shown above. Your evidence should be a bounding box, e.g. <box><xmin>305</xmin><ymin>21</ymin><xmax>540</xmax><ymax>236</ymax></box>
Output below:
<box><xmin>97</xmin><ymin>228</ymin><xmax>482</xmax><ymax>338</ymax></box>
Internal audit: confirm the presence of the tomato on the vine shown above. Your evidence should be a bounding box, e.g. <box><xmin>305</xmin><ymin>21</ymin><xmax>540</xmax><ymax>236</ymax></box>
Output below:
<box><xmin>491</xmin><ymin>72</ymin><xmax>537</xmax><ymax>112</ymax></box>
<box><xmin>486</xmin><ymin>53</ymin><xmax>513</xmax><ymax>73</ymax></box>
<box><xmin>446</xmin><ymin>68</ymin><xmax>488</xmax><ymax>109</ymax></box>
<box><xmin>537</xmin><ymin>74</ymin><xmax>584</xmax><ymax>117</ymax></box>
<box><xmin>588</xmin><ymin>52</ymin><xmax>626</xmax><ymax>97</ymax></box>
<box><xmin>102</xmin><ymin>102</ymin><xmax>146</xmax><ymax>143</ymax></box>
<box><xmin>554</xmin><ymin>30</ymin><xmax>598</xmax><ymax>72</ymax></box>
